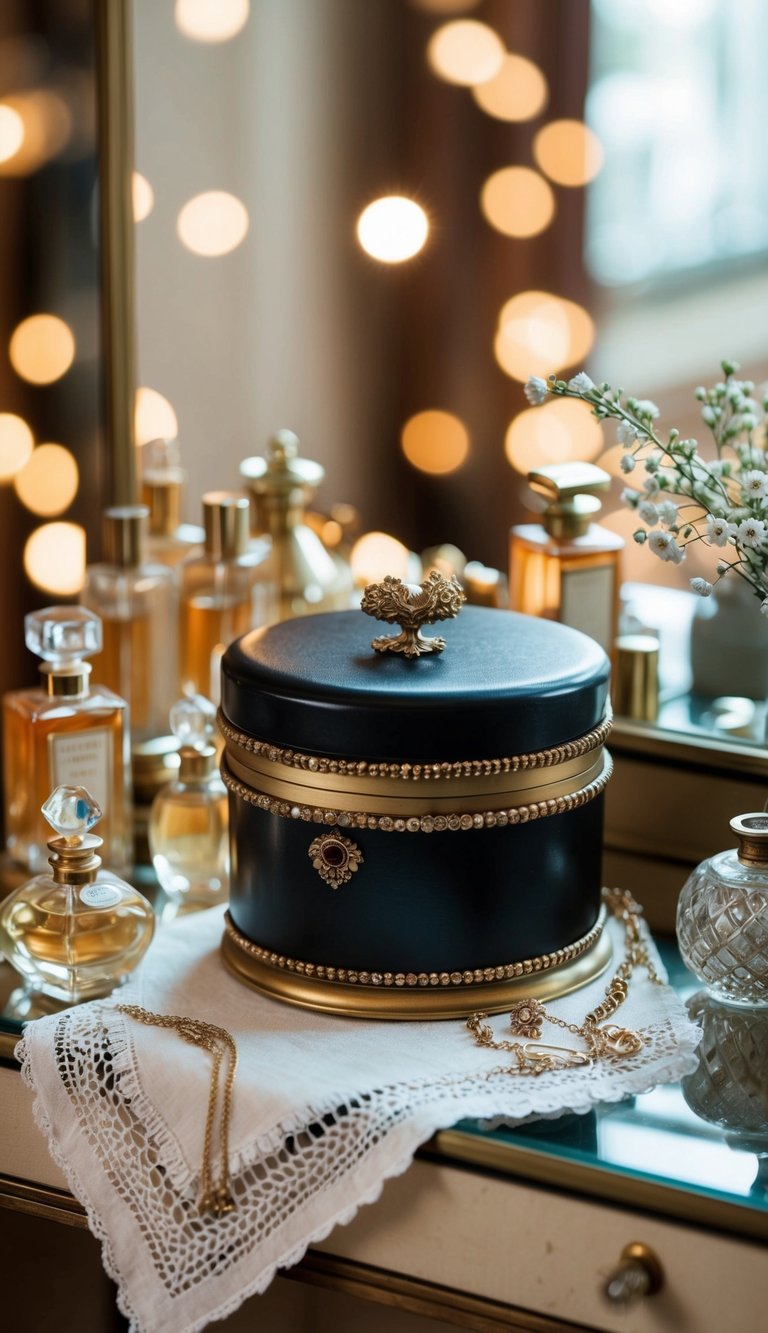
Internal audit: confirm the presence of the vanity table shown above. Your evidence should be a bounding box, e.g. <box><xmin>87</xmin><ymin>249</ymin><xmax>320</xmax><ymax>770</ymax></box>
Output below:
<box><xmin>1</xmin><ymin>939</ymin><xmax>766</xmax><ymax>1333</ymax></box>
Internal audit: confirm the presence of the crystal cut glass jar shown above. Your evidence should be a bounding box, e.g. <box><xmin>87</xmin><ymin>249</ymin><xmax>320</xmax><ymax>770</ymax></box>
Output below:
<box><xmin>677</xmin><ymin>813</ymin><xmax>768</xmax><ymax>1007</ymax></box>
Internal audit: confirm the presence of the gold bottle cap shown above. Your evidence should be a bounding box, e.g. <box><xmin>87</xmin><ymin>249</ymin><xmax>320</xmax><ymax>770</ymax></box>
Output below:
<box><xmin>731</xmin><ymin>813</ymin><xmax>768</xmax><ymax>867</ymax></box>
<box><xmin>202</xmin><ymin>491</ymin><xmax>250</xmax><ymax>558</ymax></box>
<box><xmin>614</xmin><ymin>634</ymin><xmax>659</xmax><ymax>722</ymax></box>
<box><xmin>142</xmin><ymin>473</ymin><xmax>183</xmax><ymax>536</ymax></box>
<box><xmin>178</xmin><ymin>744</ymin><xmax>217</xmax><ymax>782</ymax></box>
<box><xmin>529</xmin><ymin>463</ymin><xmax>611</xmax><ymax>540</ymax></box>
<box><xmin>103</xmin><ymin>505</ymin><xmax>148</xmax><ymax>568</ymax></box>
<box><xmin>42</xmin><ymin>786</ymin><xmax>103</xmax><ymax>885</ymax></box>
<box><xmin>240</xmin><ymin>429</ymin><xmax>325</xmax><ymax>500</ymax></box>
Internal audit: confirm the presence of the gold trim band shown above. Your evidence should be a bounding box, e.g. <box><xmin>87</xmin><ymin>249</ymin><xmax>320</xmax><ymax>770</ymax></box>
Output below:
<box><xmin>220</xmin><ymin>751</ymin><xmax>613</xmax><ymax>832</ymax></box>
<box><xmin>221</xmin><ymin>909</ymin><xmax>610</xmax><ymax>1019</ymax></box>
<box><xmin>217</xmin><ymin>707</ymin><xmax>612</xmax><ymax>781</ymax></box>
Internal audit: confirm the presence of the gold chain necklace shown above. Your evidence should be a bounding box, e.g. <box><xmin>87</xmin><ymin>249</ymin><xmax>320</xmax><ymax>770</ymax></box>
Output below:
<box><xmin>117</xmin><ymin>1005</ymin><xmax>238</xmax><ymax>1217</ymax></box>
<box><xmin>466</xmin><ymin>889</ymin><xmax>664</xmax><ymax>1076</ymax></box>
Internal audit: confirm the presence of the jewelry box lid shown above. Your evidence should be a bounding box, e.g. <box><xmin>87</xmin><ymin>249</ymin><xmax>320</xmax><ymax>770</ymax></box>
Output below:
<box><xmin>220</xmin><ymin>607</ymin><xmax>609</xmax><ymax>763</ymax></box>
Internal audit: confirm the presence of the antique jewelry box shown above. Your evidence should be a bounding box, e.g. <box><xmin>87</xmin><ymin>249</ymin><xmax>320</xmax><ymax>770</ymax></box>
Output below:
<box><xmin>219</xmin><ymin>581</ymin><xmax>612</xmax><ymax>1018</ymax></box>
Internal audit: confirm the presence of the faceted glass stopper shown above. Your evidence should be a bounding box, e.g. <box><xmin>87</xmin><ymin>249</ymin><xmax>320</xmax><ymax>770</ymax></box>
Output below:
<box><xmin>25</xmin><ymin>606</ymin><xmax>102</xmax><ymax>663</ymax></box>
<box><xmin>42</xmin><ymin>786</ymin><xmax>102</xmax><ymax>837</ymax></box>
<box><xmin>143</xmin><ymin>437</ymin><xmax>181</xmax><ymax>473</ymax></box>
<box><xmin>170</xmin><ymin>694</ymin><xmax>217</xmax><ymax>748</ymax></box>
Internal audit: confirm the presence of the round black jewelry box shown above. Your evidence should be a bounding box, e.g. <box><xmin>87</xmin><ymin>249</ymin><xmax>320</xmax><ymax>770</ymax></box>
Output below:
<box><xmin>219</xmin><ymin>606</ymin><xmax>612</xmax><ymax>1018</ymax></box>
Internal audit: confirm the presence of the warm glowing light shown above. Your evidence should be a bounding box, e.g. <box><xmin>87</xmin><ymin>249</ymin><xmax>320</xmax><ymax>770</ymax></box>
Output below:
<box><xmin>410</xmin><ymin>0</ymin><xmax>482</xmax><ymax>12</ymax></box>
<box><xmin>135</xmin><ymin>387</ymin><xmax>179</xmax><ymax>446</ymax></box>
<box><xmin>0</xmin><ymin>104</ymin><xmax>24</xmax><ymax>163</ymax></box>
<box><xmin>14</xmin><ymin>443</ymin><xmax>79</xmax><ymax>516</ymax></box>
<box><xmin>24</xmin><ymin>522</ymin><xmax>86</xmax><ymax>595</ymax></box>
<box><xmin>175</xmin><ymin>0</ymin><xmax>249</xmax><ymax>43</ymax></box>
<box><xmin>356</xmin><ymin>196</ymin><xmax>429</xmax><ymax>264</ymax></box>
<box><xmin>480</xmin><ymin>167</ymin><xmax>555</xmax><ymax>238</ymax></box>
<box><xmin>133</xmin><ymin>172</ymin><xmax>154</xmax><ymax>222</ymax></box>
<box><xmin>177</xmin><ymin>191</ymin><xmax>249</xmax><ymax>257</ymax></box>
<box><xmin>401</xmin><ymin>410</ymin><xmax>470</xmax><ymax>474</ymax></box>
<box><xmin>427</xmin><ymin>20</ymin><xmax>505</xmax><ymax>87</ymax></box>
<box><xmin>494</xmin><ymin>290</ymin><xmax>595</xmax><ymax>382</ymax></box>
<box><xmin>0</xmin><ymin>414</ymin><xmax>34</xmax><ymax>480</ymax></box>
<box><xmin>351</xmin><ymin>532</ymin><xmax>411</xmax><ymax>586</ymax></box>
<box><xmin>505</xmin><ymin>398</ymin><xmax>603</xmax><ymax>475</ymax></box>
<box><xmin>9</xmin><ymin>314</ymin><xmax>75</xmax><ymax>385</ymax></box>
<box><xmin>533</xmin><ymin>119</ymin><xmax>604</xmax><ymax>187</ymax></box>
<box><xmin>472</xmin><ymin>54</ymin><xmax>548</xmax><ymax>122</ymax></box>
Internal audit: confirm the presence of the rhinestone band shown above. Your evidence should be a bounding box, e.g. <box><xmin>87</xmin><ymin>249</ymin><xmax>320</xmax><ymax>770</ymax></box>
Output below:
<box><xmin>220</xmin><ymin>751</ymin><xmax>612</xmax><ymax>832</ymax></box>
<box><xmin>223</xmin><ymin>909</ymin><xmax>606</xmax><ymax>990</ymax></box>
<box><xmin>217</xmin><ymin>708</ymin><xmax>612</xmax><ymax>781</ymax></box>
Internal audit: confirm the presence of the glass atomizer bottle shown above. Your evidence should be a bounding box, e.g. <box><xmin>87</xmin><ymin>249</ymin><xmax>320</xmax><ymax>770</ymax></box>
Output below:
<box><xmin>0</xmin><ymin>785</ymin><xmax>155</xmax><ymax>1004</ymax></box>
<box><xmin>509</xmin><ymin>462</ymin><xmax>623</xmax><ymax>653</ymax></box>
<box><xmin>149</xmin><ymin>695</ymin><xmax>229</xmax><ymax>910</ymax></box>
<box><xmin>140</xmin><ymin>437</ymin><xmax>204</xmax><ymax>569</ymax></box>
<box><xmin>81</xmin><ymin>505</ymin><xmax>177</xmax><ymax>741</ymax></box>
<box><xmin>180</xmin><ymin>492</ymin><xmax>271</xmax><ymax>701</ymax></box>
<box><xmin>3</xmin><ymin>606</ymin><xmax>131</xmax><ymax>873</ymax></box>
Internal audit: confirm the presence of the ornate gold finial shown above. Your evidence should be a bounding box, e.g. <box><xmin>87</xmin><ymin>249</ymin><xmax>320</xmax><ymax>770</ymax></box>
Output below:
<box><xmin>361</xmin><ymin>570</ymin><xmax>466</xmax><ymax>657</ymax></box>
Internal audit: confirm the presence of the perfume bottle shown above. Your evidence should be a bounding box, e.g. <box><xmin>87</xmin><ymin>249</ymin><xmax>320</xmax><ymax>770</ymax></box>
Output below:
<box><xmin>179</xmin><ymin>492</ymin><xmax>271</xmax><ymax>701</ymax></box>
<box><xmin>677</xmin><ymin>814</ymin><xmax>768</xmax><ymax>1007</ymax></box>
<box><xmin>509</xmin><ymin>463</ymin><xmax>623</xmax><ymax>652</ymax></box>
<box><xmin>140</xmin><ymin>438</ymin><xmax>205</xmax><ymax>569</ymax></box>
<box><xmin>240</xmin><ymin>430</ymin><xmax>353</xmax><ymax>619</ymax></box>
<box><xmin>3</xmin><ymin>606</ymin><xmax>131</xmax><ymax>874</ymax></box>
<box><xmin>0</xmin><ymin>785</ymin><xmax>155</xmax><ymax>1004</ymax></box>
<box><xmin>149</xmin><ymin>695</ymin><xmax>229</xmax><ymax>909</ymax></box>
<box><xmin>81</xmin><ymin>505</ymin><xmax>177</xmax><ymax>741</ymax></box>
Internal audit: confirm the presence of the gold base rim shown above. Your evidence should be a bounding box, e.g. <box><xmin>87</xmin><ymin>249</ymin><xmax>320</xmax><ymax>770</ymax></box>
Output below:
<box><xmin>220</xmin><ymin>921</ymin><xmax>612</xmax><ymax>1020</ymax></box>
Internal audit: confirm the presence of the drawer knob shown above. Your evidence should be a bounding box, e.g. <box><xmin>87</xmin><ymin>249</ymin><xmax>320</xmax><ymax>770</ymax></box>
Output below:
<box><xmin>604</xmin><ymin>1242</ymin><xmax>664</xmax><ymax>1305</ymax></box>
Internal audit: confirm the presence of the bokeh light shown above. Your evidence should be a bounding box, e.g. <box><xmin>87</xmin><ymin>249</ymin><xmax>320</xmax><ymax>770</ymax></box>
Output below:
<box><xmin>356</xmin><ymin>196</ymin><xmax>429</xmax><ymax>263</ymax></box>
<box><xmin>0</xmin><ymin>414</ymin><xmax>34</xmax><ymax>480</ymax></box>
<box><xmin>175</xmin><ymin>0</ymin><xmax>249</xmax><ymax>42</ymax></box>
<box><xmin>533</xmin><ymin>119</ymin><xmax>604</xmax><ymax>187</ymax></box>
<box><xmin>427</xmin><ymin>20</ymin><xmax>505</xmax><ymax>87</ymax></box>
<box><xmin>494</xmin><ymin>290</ymin><xmax>595</xmax><ymax>382</ymax></box>
<box><xmin>133</xmin><ymin>172</ymin><xmax>154</xmax><ymax>222</ymax></box>
<box><xmin>409</xmin><ymin>0</ymin><xmax>482</xmax><ymax>12</ymax></box>
<box><xmin>351</xmin><ymin>532</ymin><xmax>411</xmax><ymax>586</ymax></box>
<box><xmin>135</xmin><ymin>387</ymin><xmax>179</xmax><ymax>446</ymax></box>
<box><xmin>177</xmin><ymin>191</ymin><xmax>249</xmax><ymax>256</ymax></box>
<box><xmin>14</xmin><ymin>443</ymin><xmax>79</xmax><ymax>516</ymax></box>
<box><xmin>401</xmin><ymin>410</ymin><xmax>470</xmax><ymax>474</ymax></box>
<box><xmin>0</xmin><ymin>104</ymin><xmax>24</xmax><ymax>164</ymax></box>
<box><xmin>480</xmin><ymin>166</ymin><xmax>555</xmax><ymax>238</ymax></box>
<box><xmin>9</xmin><ymin>314</ymin><xmax>75</xmax><ymax>385</ymax></box>
<box><xmin>505</xmin><ymin>398</ymin><xmax>603</xmax><ymax>475</ymax></box>
<box><xmin>0</xmin><ymin>90</ymin><xmax>72</xmax><ymax>176</ymax></box>
<box><xmin>24</xmin><ymin>522</ymin><xmax>86</xmax><ymax>595</ymax></box>
<box><xmin>472</xmin><ymin>54</ymin><xmax>548</xmax><ymax>122</ymax></box>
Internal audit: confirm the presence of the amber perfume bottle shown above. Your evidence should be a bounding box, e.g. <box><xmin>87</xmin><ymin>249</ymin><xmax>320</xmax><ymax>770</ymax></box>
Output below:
<box><xmin>0</xmin><ymin>785</ymin><xmax>154</xmax><ymax>1004</ymax></box>
<box><xmin>149</xmin><ymin>695</ymin><xmax>229</xmax><ymax>910</ymax></box>
<box><xmin>81</xmin><ymin>505</ymin><xmax>177</xmax><ymax>741</ymax></box>
<box><xmin>509</xmin><ymin>463</ymin><xmax>623</xmax><ymax>653</ymax></box>
<box><xmin>3</xmin><ymin>606</ymin><xmax>131</xmax><ymax>874</ymax></box>
<box><xmin>179</xmin><ymin>492</ymin><xmax>271</xmax><ymax>701</ymax></box>
<box><xmin>141</xmin><ymin>438</ymin><xmax>204</xmax><ymax>569</ymax></box>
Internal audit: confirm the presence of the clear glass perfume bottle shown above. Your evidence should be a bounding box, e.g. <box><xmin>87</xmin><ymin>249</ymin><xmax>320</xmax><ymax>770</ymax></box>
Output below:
<box><xmin>0</xmin><ymin>785</ymin><xmax>155</xmax><ymax>1004</ymax></box>
<box><xmin>3</xmin><ymin>606</ymin><xmax>131</xmax><ymax>874</ymax></box>
<box><xmin>677</xmin><ymin>814</ymin><xmax>768</xmax><ymax>1007</ymax></box>
<box><xmin>140</xmin><ymin>438</ymin><xmax>205</xmax><ymax>569</ymax></box>
<box><xmin>81</xmin><ymin>504</ymin><xmax>177</xmax><ymax>741</ymax></box>
<box><xmin>148</xmin><ymin>695</ymin><xmax>229</xmax><ymax>909</ymax></box>
<box><xmin>509</xmin><ymin>462</ymin><xmax>623</xmax><ymax>653</ymax></box>
<box><xmin>179</xmin><ymin>492</ymin><xmax>271</xmax><ymax>702</ymax></box>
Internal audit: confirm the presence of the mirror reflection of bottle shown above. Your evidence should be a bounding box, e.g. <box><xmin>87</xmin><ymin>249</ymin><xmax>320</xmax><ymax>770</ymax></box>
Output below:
<box><xmin>179</xmin><ymin>492</ymin><xmax>272</xmax><ymax>703</ymax></box>
<box><xmin>81</xmin><ymin>506</ymin><xmax>177</xmax><ymax>743</ymax></box>
<box><xmin>140</xmin><ymin>437</ymin><xmax>205</xmax><ymax>570</ymax></box>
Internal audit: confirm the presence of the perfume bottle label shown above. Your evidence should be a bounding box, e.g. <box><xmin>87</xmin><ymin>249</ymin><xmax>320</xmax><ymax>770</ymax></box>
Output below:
<box><xmin>80</xmin><ymin>883</ymin><xmax>122</xmax><ymax>909</ymax></box>
<box><xmin>48</xmin><ymin>728</ymin><xmax>113</xmax><ymax>816</ymax></box>
<box><xmin>560</xmin><ymin>566</ymin><xmax>615</xmax><ymax>651</ymax></box>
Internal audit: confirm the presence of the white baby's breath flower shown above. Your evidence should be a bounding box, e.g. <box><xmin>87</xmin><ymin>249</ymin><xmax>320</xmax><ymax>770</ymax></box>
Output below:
<box><xmin>635</xmin><ymin>399</ymin><xmax>660</xmax><ymax>419</ymax></box>
<box><xmin>524</xmin><ymin>376</ymin><xmax>548</xmax><ymax>406</ymax></box>
<box><xmin>637</xmin><ymin>500</ymin><xmax>659</xmax><ymax>525</ymax></box>
<box><xmin>643</xmin><ymin>475</ymin><xmax>661</xmax><ymax>497</ymax></box>
<box><xmin>620</xmin><ymin>487</ymin><xmax>639</xmax><ymax>508</ymax></box>
<box><xmin>657</xmin><ymin>500</ymin><xmax>678</xmax><ymax>528</ymax></box>
<box><xmin>617</xmin><ymin>420</ymin><xmax>641</xmax><ymax>447</ymax></box>
<box><xmin>568</xmin><ymin>372</ymin><xmax>595</xmax><ymax>393</ymax></box>
<box><xmin>741</xmin><ymin>469</ymin><xmax>768</xmax><ymax>501</ymax></box>
<box><xmin>648</xmin><ymin>530</ymin><xmax>685</xmax><ymax>563</ymax></box>
<box><xmin>737</xmin><ymin>517</ymin><xmax>767</xmax><ymax>549</ymax></box>
<box><xmin>701</xmin><ymin>405</ymin><xmax>718</xmax><ymax>426</ymax></box>
<box><xmin>707</xmin><ymin>515</ymin><xmax>734</xmax><ymax>546</ymax></box>
<box><xmin>690</xmin><ymin>578</ymin><xmax>713</xmax><ymax>597</ymax></box>
<box><xmin>619</xmin><ymin>454</ymin><xmax>636</xmax><ymax>474</ymax></box>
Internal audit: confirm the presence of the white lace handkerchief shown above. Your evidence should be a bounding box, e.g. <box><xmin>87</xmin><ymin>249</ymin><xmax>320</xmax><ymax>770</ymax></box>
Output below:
<box><xmin>18</xmin><ymin>902</ymin><xmax>700</xmax><ymax>1333</ymax></box>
